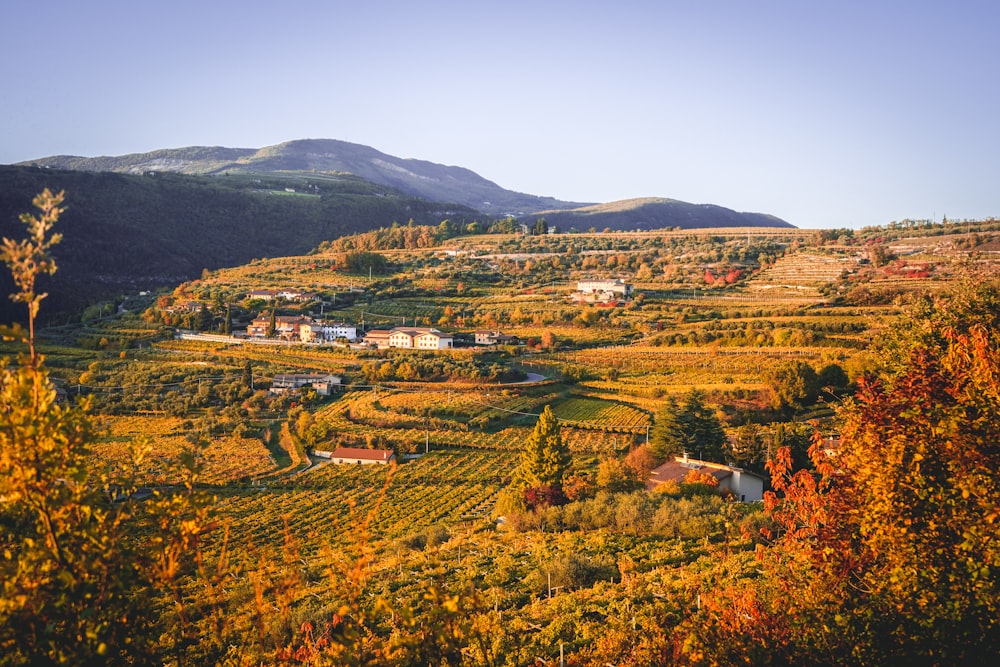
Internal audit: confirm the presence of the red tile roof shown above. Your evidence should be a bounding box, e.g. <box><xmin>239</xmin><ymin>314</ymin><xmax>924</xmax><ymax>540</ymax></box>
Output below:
<box><xmin>330</xmin><ymin>447</ymin><xmax>395</xmax><ymax>461</ymax></box>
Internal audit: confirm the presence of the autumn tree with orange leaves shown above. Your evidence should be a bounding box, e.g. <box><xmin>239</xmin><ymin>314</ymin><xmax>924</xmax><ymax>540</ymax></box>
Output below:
<box><xmin>685</xmin><ymin>281</ymin><xmax>1000</xmax><ymax>665</ymax></box>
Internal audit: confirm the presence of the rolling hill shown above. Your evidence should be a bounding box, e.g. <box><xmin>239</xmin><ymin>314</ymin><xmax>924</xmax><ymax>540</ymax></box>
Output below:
<box><xmin>0</xmin><ymin>165</ymin><xmax>476</xmax><ymax>324</ymax></box>
<box><xmin>19</xmin><ymin>139</ymin><xmax>793</xmax><ymax>229</ymax></box>
<box><xmin>535</xmin><ymin>197</ymin><xmax>793</xmax><ymax>231</ymax></box>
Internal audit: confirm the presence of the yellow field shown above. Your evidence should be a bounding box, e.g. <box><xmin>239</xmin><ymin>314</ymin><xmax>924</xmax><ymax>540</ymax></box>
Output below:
<box><xmin>94</xmin><ymin>415</ymin><xmax>276</xmax><ymax>484</ymax></box>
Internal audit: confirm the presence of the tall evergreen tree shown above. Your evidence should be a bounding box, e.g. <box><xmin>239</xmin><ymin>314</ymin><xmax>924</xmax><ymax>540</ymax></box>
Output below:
<box><xmin>649</xmin><ymin>394</ymin><xmax>686</xmax><ymax>461</ymax></box>
<box><xmin>649</xmin><ymin>390</ymin><xmax>727</xmax><ymax>463</ymax></box>
<box><xmin>517</xmin><ymin>405</ymin><xmax>570</xmax><ymax>489</ymax></box>
<box><xmin>682</xmin><ymin>390</ymin><xmax>727</xmax><ymax>462</ymax></box>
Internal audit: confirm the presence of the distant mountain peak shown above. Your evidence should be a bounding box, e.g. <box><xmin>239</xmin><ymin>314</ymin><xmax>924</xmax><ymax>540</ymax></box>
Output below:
<box><xmin>20</xmin><ymin>139</ymin><xmax>586</xmax><ymax>216</ymax></box>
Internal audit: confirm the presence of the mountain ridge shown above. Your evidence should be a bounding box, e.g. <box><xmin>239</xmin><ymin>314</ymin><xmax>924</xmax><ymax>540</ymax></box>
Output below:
<box><xmin>535</xmin><ymin>197</ymin><xmax>792</xmax><ymax>231</ymax></box>
<box><xmin>18</xmin><ymin>138</ymin><xmax>794</xmax><ymax>228</ymax></box>
<box><xmin>19</xmin><ymin>138</ymin><xmax>589</xmax><ymax>217</ymax></box>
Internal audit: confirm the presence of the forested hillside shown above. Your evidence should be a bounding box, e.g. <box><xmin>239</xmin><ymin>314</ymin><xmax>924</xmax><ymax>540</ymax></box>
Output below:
<box><xmin>0</xmin><ymin>166</ymin><xmax>476</xmax><ymax>324</ymax></box>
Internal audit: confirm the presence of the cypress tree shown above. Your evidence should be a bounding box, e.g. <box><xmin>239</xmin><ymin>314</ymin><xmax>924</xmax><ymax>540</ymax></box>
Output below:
<box><xmin>682</xmin><ymin>390</ymin><xmax>727</xmax><ymax>463</ymax></box>
<box><xmin>517</xmin><ymin>405</ymin><xmax>570</xmax><ymax>489</ymax></box>
<box><xmin>649</xmin><ymin>390</ymin><xmax>727</xmax><ymax>463</ymax></box>
<box><xmin>650</xmin><ymin>394</ymin><xmax>686</xmax><ymax>461</ymax></box>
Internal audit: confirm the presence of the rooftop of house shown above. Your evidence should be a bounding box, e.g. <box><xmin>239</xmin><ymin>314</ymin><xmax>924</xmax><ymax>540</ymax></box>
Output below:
<box><xmin>389</xmin><ymin>327</ymin><xmax>452</xmax><ymax>338</ymax></box>
<box><xmin>329</xmin><ymin>447</ymin><xmax>395</xmax><ymax>461</ymax></box>
<box><xmin>272</xmin><ymin>373</ymin><xmax>339</xmax><ymax>382</ymax></box>
<box><xmin>647</xmin><ymin>455</ymin><xmax>765</xmax><ymax>488</ymax></box>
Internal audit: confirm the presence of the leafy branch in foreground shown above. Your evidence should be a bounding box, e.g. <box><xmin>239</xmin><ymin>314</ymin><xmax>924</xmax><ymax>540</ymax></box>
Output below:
<box><xmin>0</xmin><ymin>191</ymin><xmax>214</xmax><ymax>665</ymax></box>
<box><xmin>1</xmin><ymin>188</ymin><xmax>64</xmax><ymax>361</ymax></box>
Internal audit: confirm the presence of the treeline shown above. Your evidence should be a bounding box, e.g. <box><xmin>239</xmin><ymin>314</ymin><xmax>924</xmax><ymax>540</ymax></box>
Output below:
<box><xmin>358</xmin><ymin>351</ymin><xmax>525</xmax><ymax>384</ymax></box>
<box><xmin>314</xmin><ymin>215</ymin><xmax>546</xmax><ymax>253</ymax></box>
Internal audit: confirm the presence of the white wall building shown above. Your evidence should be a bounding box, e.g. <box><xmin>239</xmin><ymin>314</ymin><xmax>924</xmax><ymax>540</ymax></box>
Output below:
<box><xmin>300</xmin><ymin>321</ymin><xmax>358</xmax><ymax>343</ymax></box>
<box><xmin>647</xmin><ymin>455</ymin><xmax>765</xmax><ymax>502</ymax></box>
<box><xmin>318</xmin><ymin>447</ymin><xmax>397</xmax><ymax>465</ymax></box>
<box><xmin>269</xmin><ymin>373</ymin><xmax>341</xmax><ymax>396</ymax></box>
<box><xmin>576</xmin><ymin>279</ymin><xmax>634</xmax><ymax>298</ymax></box>
<box><xmin>373</xmin><ymin>327</ymin><xmax>454</xmax><ymax>350</ymax></box>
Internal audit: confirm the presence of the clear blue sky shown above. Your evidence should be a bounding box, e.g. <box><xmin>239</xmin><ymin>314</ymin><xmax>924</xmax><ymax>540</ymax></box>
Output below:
<box><xmin>2</xmin><ymin>0</ymin><xmax>998</xmax><ymax>229</ymax></box>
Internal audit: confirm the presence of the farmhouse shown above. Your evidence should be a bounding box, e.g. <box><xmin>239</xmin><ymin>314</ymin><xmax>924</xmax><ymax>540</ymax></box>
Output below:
<box><xmin>269</xmin><ymin>373</ymin><xmax>341</xmax><ymax>396</ymax></box>
<box><xmin>647</xmin><ymin>454</ymin><xmax>765</xmax><ymax>502</ymax></box>
<box><xmin>247</xmin><ymin>288</ymin><xmax>318</xmax><ymax>302</ymax></box>
<box><xmin>277</xmin><ymin>288</ymin><xmax>318</xmax><ymax>302</ymax></box>
<box><xmin>415</xmin><ymin>329</ymin><xmax>453</xmax><ymax>350</ymax></box>
<box><xmin>576</xmin><ymin>279</ymin><xmax>634</xmax><ymax>300</ymax></box>
<box><xmin>362</xmin><ymin>329</ymin><xmax>394</xmax><ymax>348</ymax></box>
<box><xmin>247</xmin><ymin>289</ymin><xmax>278</xmax><ymax>301</ymax></box>
<box><xmin>247</xmin><ymin>315</ymin><xmax>312</xmax><ymax>340</ymax></box>
<box><xmin>163</xmin><ymin>300</ymin><xmax>205</xmax><ymax>314</ymax></box>
<box><xmin>299</xmin><ymin>321</ymin><xmax>358</xmax><ymax>343</ymax></box>
<box><xmin>322</xmin><ymin>447</ymin><xmax>397</xmax><ymax>465</ymax></box>
<box><xmin>246</xmin><ymin>316</ymin><xmax>270</xmax><ymax>337</ymax></box>
<box><xmin>365</xmin><ymin>327</ymin><xmax>454</xmax><ymax>350</ymax></box>
<box><xmin>474</xmin><ymin>330</ymin><xmax>520</xmax><ymax>346</ymax></box>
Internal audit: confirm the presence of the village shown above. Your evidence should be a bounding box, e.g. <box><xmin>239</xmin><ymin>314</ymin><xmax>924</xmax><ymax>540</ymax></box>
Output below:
<box><xmin>175</xmin><ymin>278</ymin><xmax>635</xmax><ymax>348</ymax></box>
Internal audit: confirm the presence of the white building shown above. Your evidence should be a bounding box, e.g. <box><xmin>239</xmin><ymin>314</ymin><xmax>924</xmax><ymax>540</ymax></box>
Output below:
<box><xmin>362</xmin><ymin>329</ymin><xmax>393</xmax><ymax>348</ymax></box>
<box><xmin>388</xmin><ymin>329</ymin><xmax>418</xmax><ymax>349</ymax></box>
<box><xmin>277</xmin><ymin>288</ymin><xmax>318</xmax><ymax>302</ymax></box>
<box><xmin>318</xmin><ymin>447</ymin><xmax>397</xmax><ymax>465</ymax></box>
<box><xmin>474</xmin><ymin>330</ymin><xmax>520</xmax><ymax>346</ymax></box>
<box><xmin>269</xmin><ymin>373</ymin><xmax>341</xmax><ymax>396</ymax></box>
<box><xmin>299</xmin><ymin>321</ymin><xmax>358</xmax><ymax>343</ymax></box>
<box><xmin>576</xmin><ymin>279</ymin><xmax>634</xmax><ymax>299</ymax></box>
<box><xmin>370</xmin><ymin>327</ymin><xmax>454</xmax><ymax>350</ymax></box>
<box><xmin>414</xmin><ymin>329</ymin><xmax>453</xmax><ymax>350</ymax></box>
<box><xmin>647</xmin><ymin>454</ymin><xmax>765</xmax><ymax>502</ymax></box>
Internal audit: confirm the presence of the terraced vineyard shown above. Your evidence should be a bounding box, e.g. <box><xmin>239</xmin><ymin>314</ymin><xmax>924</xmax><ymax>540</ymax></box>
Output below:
<box><xmin>310</xmin><ymin>389</ymin><xmax>636</xmax><ymax>453</ymax></box>
<box><xmin>747</xmin><ymin>251</ymin><xmax>859</xmax><ymax>297</ymax></box>
<box><xmin>219</xmin><ymin>449</ymin><xmax>512</xmax><ymax>557</ymax></box>
<box><xmin>536</xmin><ymin>345</ymin><xmax>830</xmax><ymax>388</ymax></box>
<box><xmin>550</xmin><ymin>396</ymin><xmax>651</xmax><ymax>430</ymax></box>
<box><xmin>94</xmin><ymin>415</ymin><xmax>276</xmax><ymax>484</ymax></box>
